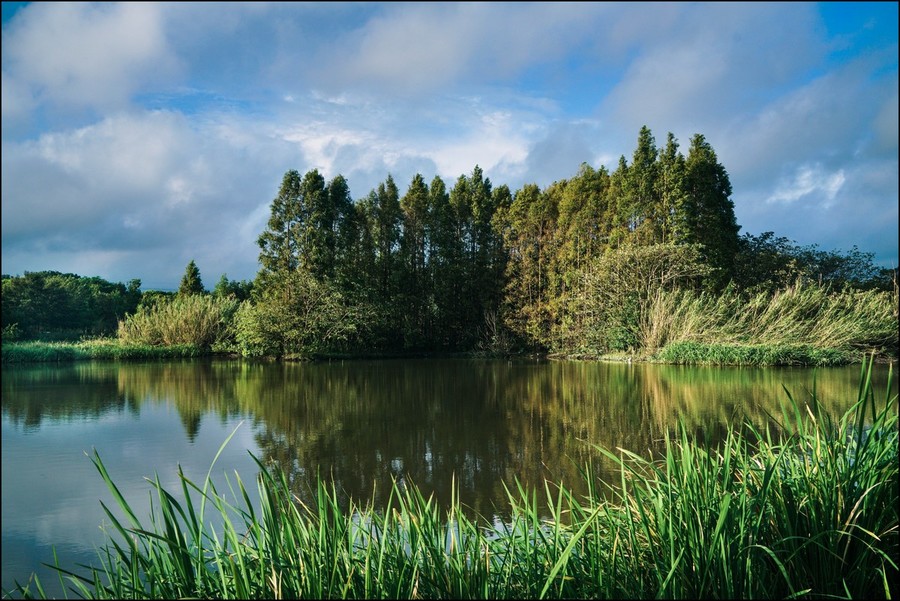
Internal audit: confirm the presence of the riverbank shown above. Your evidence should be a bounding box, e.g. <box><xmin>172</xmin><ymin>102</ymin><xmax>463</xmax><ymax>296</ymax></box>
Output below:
<box><xmin>3</xmin><ymin>337</ymin><xmax>891</xmax><ymax>366</ymax></box>
<box><xmin>5</xmin><ymin>360</ymin><xmax>896</xmax><ymax>600</ymax></box>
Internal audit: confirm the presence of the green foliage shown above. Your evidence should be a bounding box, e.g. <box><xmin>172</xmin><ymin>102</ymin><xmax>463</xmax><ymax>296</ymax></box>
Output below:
<box><xmin>234</xmin><ymin>269</ymin><xmax>368</xmax><ymax>359</ymax></box>
<box><xmin>117</xmin><ymin>294</ymin><xmax>239</xmax><ymax>349</ymax></box>
<box><xmin>680</xmin><ymin>134</ymin><xmax>740</xmax><ymax>289</ymax></box>
<box><xmin>575</xmin><ymin>243</ymin><xmax>711</xmax><ymax>353</ymax></box>
<box><xmin>2</xmin><ymin>322</ymin><xmax>22</xmax><ymax>342</ymax></box>
<box><xmin>735</xmin><ymin>231</ymin><xmax>891</xmax><ymax>293</ymax></box>
<box><xmin>8</xmin><ymin>360</ymin><xmax>896</xmax><ymax>599</ymax></box>
<box><xmin>8</xmin><ymin>128</ymin><xmax>894</xmax><ymax>360</ymax></box>
<box><xmin>177</xmin><ymin>260</ymin><xmax>204</xmax><ymax>296</ymax></box>
<box><xmin>212</xmin><ymin>274</ymin><xmax>254</xmax><ymax>301</ymax></box>
<box><xmin>1</xmin><ymin>271</ymin><xmax>141</xmax><ymax>340</ymax></box>
<box><xmin>656</xmin><ymin>341</ymin><xmax>854</xmax><ymax>366</ymax></box>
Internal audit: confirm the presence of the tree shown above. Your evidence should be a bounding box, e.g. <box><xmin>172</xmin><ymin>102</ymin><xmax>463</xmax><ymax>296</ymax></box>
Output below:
<box><xmin>681</xmin><ymin>134</ymin><xmax>740</xmax><ymax>289</ymax></box>
<box><xmin>579</xmin><ymin>243</ymin><xmax>711</xmax><ymax>352</ymax></box>
<box><xmin>500</xmin><ymin>183</ymin><xmax>558</xmax><ymax>349</ymax></box>
<box><xmin>657</xmin><ymin>132</ymin><xmax>687</xmax><ymax>244</ymax></box>
<box><xmin>1</xmin><ymin>271</ymin><xmax>142</xmax><ymax>339</ymax></box>
<box><xmin>234</xmin><ymin>268</ymin><xmax>367</xmax><ymax>358</ymax></box>
<box><xmin>258</xmin><ymin>170</ymin><xmax>303</xmax><ymax>277</ymax></box>
<box><xmin>399</xmin><ymin>173</ymin><xmax>431</xmax><ymax>348</ymax></box>
<box><xmin>178</xmin><ymin>260</ymin><xmax>205</xmax><ymax>296</ymax></box>
<box><xmin>622</xmin><ymin>125</ymin><xmax>660</xmax><ymax>243</ymax></box>
<box><xmin>212</xmin><ymin>274</ymin><xmax>253</xmax><ymax>301</ymax></box>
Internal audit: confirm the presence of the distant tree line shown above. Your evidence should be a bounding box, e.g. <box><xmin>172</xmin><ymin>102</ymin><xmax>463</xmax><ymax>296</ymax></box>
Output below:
<box><xmin>1</xmin><ymin>271</ymin><xmax>142</xmax><ymax>340</ymax></box>
<box><xmin>2</xmin><ymin>126</ymin><xmax>895</xmax><ymax>355</ymax></box>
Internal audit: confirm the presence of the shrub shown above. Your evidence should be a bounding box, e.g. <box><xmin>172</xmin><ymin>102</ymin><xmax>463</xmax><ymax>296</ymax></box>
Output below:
<box><xmin>117</xmin><ymin>294</ymin><xmax>239</xmax><ymax>349</ymax></box>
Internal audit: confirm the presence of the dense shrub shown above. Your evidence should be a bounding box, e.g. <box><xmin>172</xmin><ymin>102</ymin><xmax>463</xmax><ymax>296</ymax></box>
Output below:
<box><xmin>117</xmin><ymin>294</ymin><xmax>239</xmax><ymax>349</ymax></box>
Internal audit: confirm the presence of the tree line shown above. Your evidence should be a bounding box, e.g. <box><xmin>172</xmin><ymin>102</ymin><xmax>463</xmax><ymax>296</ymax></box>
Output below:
<box><xmin>2</xmin><ymin>126</ymin><xmax>895</xmax><ymax>356</ymax></box>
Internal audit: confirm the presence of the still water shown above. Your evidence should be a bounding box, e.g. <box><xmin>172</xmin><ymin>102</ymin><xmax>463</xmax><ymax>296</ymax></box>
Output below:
<box><xmin>2</xmin><ymin>358</ymin><xmax>896</xmax><ymax>596</ymax></box>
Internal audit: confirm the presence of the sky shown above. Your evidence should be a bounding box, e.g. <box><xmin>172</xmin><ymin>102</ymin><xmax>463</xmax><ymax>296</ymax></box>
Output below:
<box><xmin>2</xmin><ymin>2</ymin><xmax>897</xmax><ymax>291</ymax></box>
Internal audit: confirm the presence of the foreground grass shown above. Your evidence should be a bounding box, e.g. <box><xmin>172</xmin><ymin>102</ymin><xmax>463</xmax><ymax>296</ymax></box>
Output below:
<box><xmin>5</xmin><ymin>361</ymin><xmax>898</xmax><ymax>599</ymax></box>
<box><xmin>1</xmin><ymin>339</ymin><xmax>205</xmax><ymax>363</ymax></box>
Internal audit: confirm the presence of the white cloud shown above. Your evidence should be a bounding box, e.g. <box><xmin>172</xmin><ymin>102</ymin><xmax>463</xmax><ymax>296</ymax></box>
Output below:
<box><xmin>766</xmin><ymin>164</ymin><xmax>846</xmax><ymax>207</ymax></box>
<box><xmin>2</xmin><ymin>3</ymin><xmax>181</xmax><ymax>117</ymax></box>
<box><xmin>1</xmin><ymin>110</ymin><xmax>289</xmax><ymax>288</ymax></box>
<box><xmin>317</xmin><ymin>3</ymin><xmax>611</xmax><ymax>95</ymax></box>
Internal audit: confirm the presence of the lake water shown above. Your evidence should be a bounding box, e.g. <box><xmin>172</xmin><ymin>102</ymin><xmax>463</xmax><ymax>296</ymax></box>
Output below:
<box><xmin>2</xmin><ymin>358</ymin><xmax>896</xmax><ymax>596</ymax></box>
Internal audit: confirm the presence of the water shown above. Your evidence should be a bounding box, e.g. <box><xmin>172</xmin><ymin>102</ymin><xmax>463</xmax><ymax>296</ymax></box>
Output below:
<box><xmin>2</xmin><ymin>358</ymin><xmax>896</xmax><ymax>596</ymax></box>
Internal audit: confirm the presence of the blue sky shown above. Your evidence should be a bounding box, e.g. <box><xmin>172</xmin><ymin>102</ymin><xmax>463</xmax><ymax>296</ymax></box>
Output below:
<box><xmin>2</xmin><ymin>2</ymin><xmax>897</xmax><ymax>290</ymax></box>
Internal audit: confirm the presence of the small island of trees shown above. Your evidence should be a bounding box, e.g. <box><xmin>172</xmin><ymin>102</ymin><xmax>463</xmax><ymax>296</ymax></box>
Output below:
<box><xmin>2</xmin><ymin>126</ymin><xmax>897</xmax><ymax>365</ymax></box>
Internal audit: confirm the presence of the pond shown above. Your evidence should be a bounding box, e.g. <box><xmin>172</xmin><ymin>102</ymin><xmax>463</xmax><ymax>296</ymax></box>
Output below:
<box><xmin>2</xmin><ymin>358</ymin><xmax>896</xmax><ymax>597</ymax></box>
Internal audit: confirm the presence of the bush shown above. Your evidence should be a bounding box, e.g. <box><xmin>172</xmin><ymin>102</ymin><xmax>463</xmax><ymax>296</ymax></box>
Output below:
<box><xmin>233</xmin><ymin>269</ymin><xmax>368</xmax><ymax>359</ymax></box>
<box><xmin>117</xmin><ymin>294</ymin><xmax>239</xmax><ymax>349</ymax></box>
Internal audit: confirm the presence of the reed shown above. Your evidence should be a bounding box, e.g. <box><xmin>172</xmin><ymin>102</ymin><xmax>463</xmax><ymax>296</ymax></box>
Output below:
<box><xmin>645</xmin><ymin>282</ymin><xmax>897</xmax><ymax>364</ymax></box>
<box><xmin>6</xmin><ymin>360</ymin><xmax>896</xmax><ymax>599</ymax></box>
<box><xmin>117</xmin><ymin>295</ymin><xmax>239</xmax><ymax>349</ymax></box>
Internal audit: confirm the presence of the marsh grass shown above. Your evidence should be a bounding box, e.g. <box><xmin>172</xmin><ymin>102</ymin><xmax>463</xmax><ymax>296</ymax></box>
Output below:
<box><xmin>1</xmin><ymin>340</ymin><xmax>204</xmax><ymax>363</ymax></box>
<box><xmin>117</xmin><ymin>295</ymin><xmax>239</xmax><ymax>349</ymax></box>
<box><xmin>645</xmin><ymin>282</ymin><xmax>897</xmax><ymax>364</ymax></box>
<box><xmin>656</xmin><ymin>341</ymin><xmax>854</xmax><ymax>366</ymax></box>
<box><xmin>6</xmin><ymin>360</ymin><xmax>897</xmax><ymax>599</ymax></box>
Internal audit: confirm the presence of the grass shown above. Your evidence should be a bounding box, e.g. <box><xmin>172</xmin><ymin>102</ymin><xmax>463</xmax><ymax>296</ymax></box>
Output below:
<box><xmin>642</xmin><ymin>282</ymin><xmax>898</xmax><ymax>365</ymax></box>
<box><xmin>4</xmin><ymin>359</ymin><xmax>897</xmax><ymax>599</ymax></box>
<box><xmin>655</xmin><ymin>341</ymin><xmax>856</xmax><ymax>366</ymax></box>
<box><xmin>1</xmin><ymin>339</ymin><xmax>205</xmax><ymax>363</ymax></box>
<box><xmin>117</xmin><ymin>295</ymin><xmax>239</xmax><ymax>349</ymax></box>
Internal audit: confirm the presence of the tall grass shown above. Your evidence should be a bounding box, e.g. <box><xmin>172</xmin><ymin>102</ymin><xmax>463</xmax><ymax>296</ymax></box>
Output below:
<box><xmin>117</xmin><ymin>295</ymin><xmax>239</xmax><ymax>349</ymax></box>
<box><xmin>644</xmin><ymin>282</ymin><xmax>897</xmax><ymax>362</ymax></box>
<box><xmin>6</xmin><ymin>359</ymin><xmax>897</xmax><ymax>599</ymax></box>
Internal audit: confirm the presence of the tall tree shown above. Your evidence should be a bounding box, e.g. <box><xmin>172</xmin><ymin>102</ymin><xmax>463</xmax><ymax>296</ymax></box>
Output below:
<box><xmin>178</xmin><ymin>260</ymin><xmax>204</xmax><ymax>296</ymax></box>
<box><xmin>256</xmin><ymin>169</ymin><xmax>334</xmax><ymax>282</ymax></box>
<box><xmin>501</xmin><ymin>183</ymin><xmax>558</xmax><ymax>348</ymax></box>
<box><xmin>427</xmin><ymin>175</ymin><xmax>458</xmax><ymax>348</ymax></box>
<box><xmin>623</xmin><ymin>125</ymin><xmax>660</xmax><ymax>243</ymax></box>
<box><xmin>399</xmin><ymin>173</ymin><xmax>431</xmax><ymax>348</ymax></box>
<box><xmin>681</xmin><ymin>134</ymin><xmax>740</xmax><ymax>289</ymax></box>
<box><xmin>358</xmin><ymin>175</ymin><xmax>403</xmax><ymax>347</ymax></box>
<box><xmin>257</xmin><ymin>170</ymin><xmax>304</xmax><ymax>278</ymax></box>
<box><xmin>657</xmin><ymin>132</ymin><xmax>687</xmax><ymax>244</ymax></box>
<box><xmin>299</xmin><ymin>169</ymin><xmax>330</xmax><ymax>278</ymax></box>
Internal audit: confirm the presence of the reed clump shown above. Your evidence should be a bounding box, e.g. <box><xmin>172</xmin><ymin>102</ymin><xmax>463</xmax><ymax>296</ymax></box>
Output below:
<box><xmin>646</xmin><ymin>282</ymin><xmax>897</xmax><ymax>364</ymax></box>
<box><xmin>6</xmin><ymin>360</ymin><xmax>897</xmax><ymax>599</ymax></box>
<box><xmin>117</xmin><ymin>294</ymin><xmax>239</xmax><ymax>349</ymax></box>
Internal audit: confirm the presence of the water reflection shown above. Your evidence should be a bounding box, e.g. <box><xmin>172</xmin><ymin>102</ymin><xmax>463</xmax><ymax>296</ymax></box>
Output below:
<box><xmin>3</xmin><ymin>359</ymin><xmax>895</xmax><ymax>515</ymax></box>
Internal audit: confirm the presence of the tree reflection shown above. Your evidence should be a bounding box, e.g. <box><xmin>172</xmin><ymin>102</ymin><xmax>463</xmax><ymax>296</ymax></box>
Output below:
<box><xmin>3</xmin><ymin>359</ymin><xmax>893</xmax><ymax>517</ymax></box>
